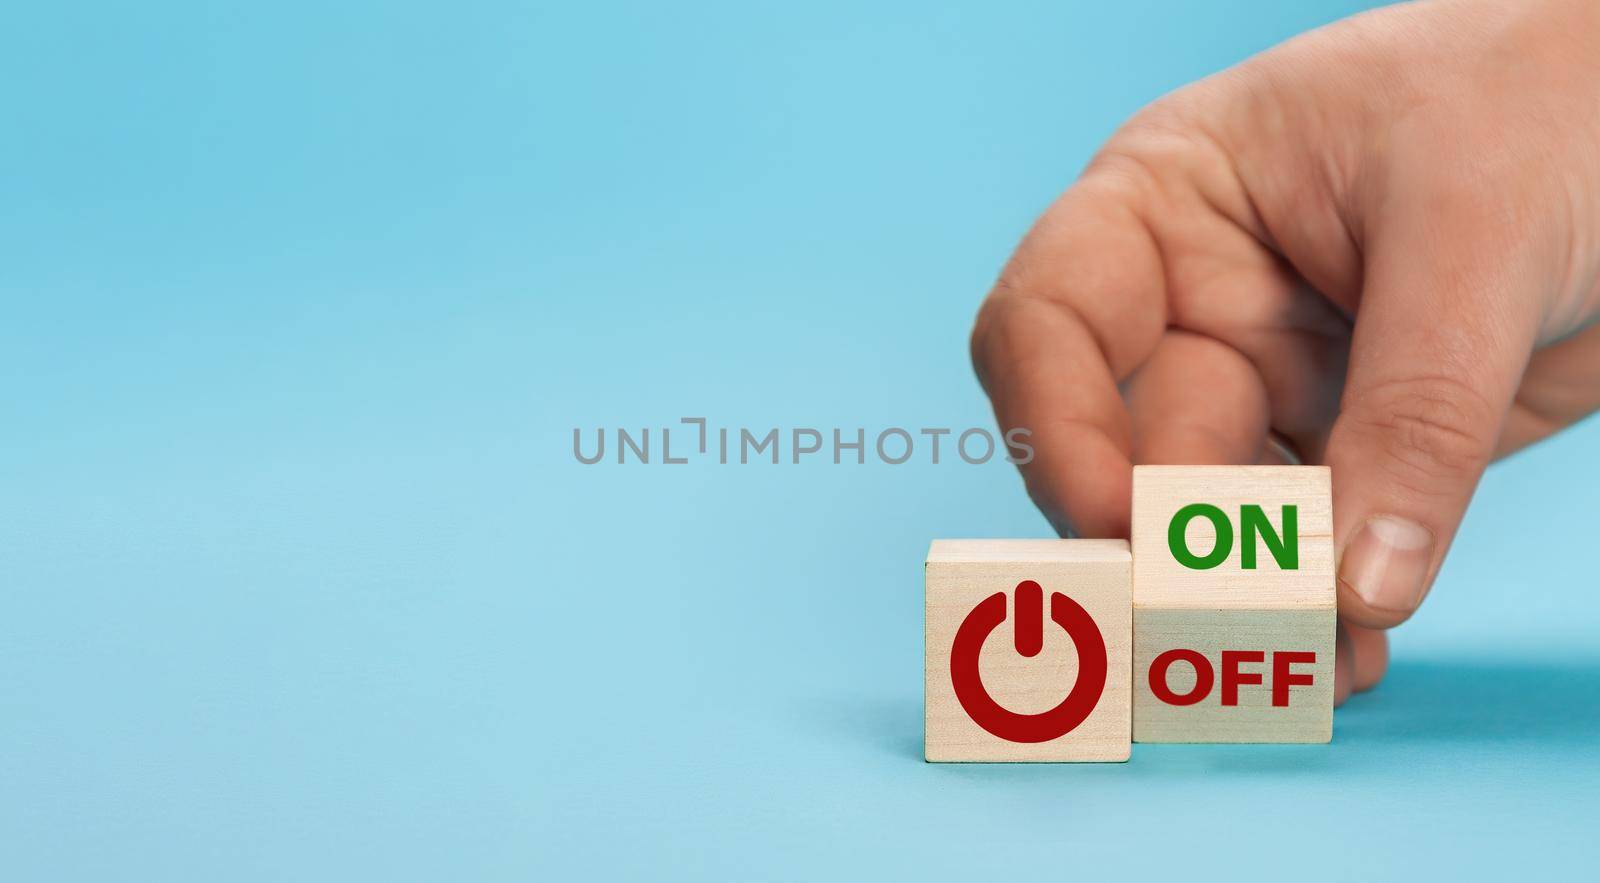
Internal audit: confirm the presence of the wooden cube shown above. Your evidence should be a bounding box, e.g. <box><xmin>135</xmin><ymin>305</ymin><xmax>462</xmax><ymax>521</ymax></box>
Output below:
<box><xmin>925</xmin><ymin>539</ymin><xmax>1131</xmax><ymax>762</ymax></box>
<box><xmin>1131</xmin><ymin>466</ymin><xmax>1336</xmax><ymax>743</ymax></box>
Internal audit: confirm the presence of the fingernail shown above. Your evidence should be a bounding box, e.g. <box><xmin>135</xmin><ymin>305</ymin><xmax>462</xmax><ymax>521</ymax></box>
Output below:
<box><xmin>1338</xmin><ymin>515</ymin><xmax>1435</xmax><ymax>614</ymax></box>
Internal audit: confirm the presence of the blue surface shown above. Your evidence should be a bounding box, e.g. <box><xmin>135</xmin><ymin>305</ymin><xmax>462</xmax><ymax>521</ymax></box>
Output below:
<box><xmin>4</xmin><ymin>1</ymin><xmax>1597</xmax><ymax>879</ymax></box>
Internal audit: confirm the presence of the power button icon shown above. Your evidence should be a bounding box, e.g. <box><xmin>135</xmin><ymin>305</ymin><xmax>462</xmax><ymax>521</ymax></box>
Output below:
<box><xmin>950</xmin><ymin>580</ymin><xmax>1108</xmax><ymax>743</ymax></box>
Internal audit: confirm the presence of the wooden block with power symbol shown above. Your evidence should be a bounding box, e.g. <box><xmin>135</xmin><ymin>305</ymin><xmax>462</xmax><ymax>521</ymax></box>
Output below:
<box><xmin>925</xmin><ymin>539</ymin><xmax>1131</xmax><ymax>762</ymax></box>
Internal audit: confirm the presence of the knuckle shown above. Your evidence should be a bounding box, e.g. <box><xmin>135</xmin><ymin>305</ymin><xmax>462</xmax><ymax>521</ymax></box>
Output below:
<box><xmin>1084</xmin><ymin>135</ymin><xmax>1185</xmax><ymax>205</ymax></box>
<box><xmin>970</xmin><ymin>293</ymin><xmax>1078</xmax><ymax>395</ymax></box>
<box><xmin>1084</xmin><ymin>98</ymin><xmax>1226</xmax><ymax>198</ymax></box>
<box><xmin>971</xmin><ymin>291</ymin><xmax>1052</xmax><ymax>392</ymax></box>
<box><xmin>1345</xmin><ymin>375</ymin><xmax>1499</xmax><ymax>489</ymax></box>
<box><xmin>969</xmin><ymin>292</ymin><xmax>1019</xmax><ymax>386</ymax></box>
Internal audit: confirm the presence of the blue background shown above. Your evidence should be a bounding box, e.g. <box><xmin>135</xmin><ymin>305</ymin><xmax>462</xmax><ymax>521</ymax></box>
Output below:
<box><xmin>4</xmin><ymin>1</ymin><xmax>1597</xmax><ymax>879</ymax></box>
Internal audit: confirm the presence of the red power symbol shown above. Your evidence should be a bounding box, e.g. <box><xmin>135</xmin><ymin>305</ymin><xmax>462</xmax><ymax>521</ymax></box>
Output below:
<box><xmin>950</xmin><ymin>580</ymin><xmax>1108</xmax><ymax>743</ymax></box>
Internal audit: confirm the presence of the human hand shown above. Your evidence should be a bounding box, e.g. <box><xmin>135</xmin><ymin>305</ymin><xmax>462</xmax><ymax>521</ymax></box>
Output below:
<box><xmin>971</xmin><ymin>0</ymin><xmax>1600</xmax><ymax>704</ymax></box>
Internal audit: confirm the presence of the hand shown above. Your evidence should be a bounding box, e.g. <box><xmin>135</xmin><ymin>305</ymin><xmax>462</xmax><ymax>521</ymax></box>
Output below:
<box><xmin>971</xmin><ymin>0</ymin><xmax>1600</xmax><ymax>704</ymax></box>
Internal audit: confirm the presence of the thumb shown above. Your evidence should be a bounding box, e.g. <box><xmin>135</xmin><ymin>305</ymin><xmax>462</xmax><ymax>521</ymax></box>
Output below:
<box><xmin>1326</xmin><ymin>204</ymin><xmax>1544</xmax><ymax>630</ymax></box>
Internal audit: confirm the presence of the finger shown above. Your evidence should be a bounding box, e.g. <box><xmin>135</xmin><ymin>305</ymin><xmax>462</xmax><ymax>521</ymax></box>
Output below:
<box><xmin>1124</xmin><ymin>330</ymin><xmax>1270</xmax><ymax>465</ymax></box>
<box><xmin>972</xmin><ymin>175</ymin><xmax>1167</xmax><ymax>538</ymax></box>
<box><xmin>1347</xmin><ymin>623</ymin><xmax>1388</xmax><ymax>692</ymax></box>
<box><xmin>1149</xmin><ymin>209</ymin><xmax>1353</xmax><ymax>451</ymax></box>
<box><xmin>1327</xmin><ymin>191</ymin><xmax>1545</xmax><ymax>629</ymax></box>
<box><xmin>1499</xmin><ymin>319</ymin><xmax>1600</xmax><ymax>455</ymax></box>
<box><xmin>1333</xmin><ymin>621</ymin><xmax>1354</xmax><ymax>707</ymax></box>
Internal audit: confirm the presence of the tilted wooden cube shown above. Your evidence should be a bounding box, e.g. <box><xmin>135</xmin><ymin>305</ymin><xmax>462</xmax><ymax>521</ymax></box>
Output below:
<box><xmin>925</xmin><ymin>539</ymin><xmax>1131</xmax><ymax>762</ymax></box>
<box><xmin>1131</xmin><ymin>466</ymin><xmax>1336</xmax><ymax>743</ymax></box>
